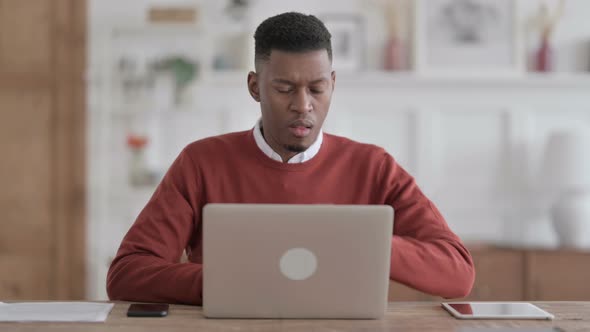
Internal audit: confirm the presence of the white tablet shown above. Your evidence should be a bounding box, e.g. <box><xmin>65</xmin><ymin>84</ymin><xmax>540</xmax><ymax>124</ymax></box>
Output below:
<box><xmin>442</xmin><ymin>302</ymin><xmax>554</xmax><ymax>320</ymax></box>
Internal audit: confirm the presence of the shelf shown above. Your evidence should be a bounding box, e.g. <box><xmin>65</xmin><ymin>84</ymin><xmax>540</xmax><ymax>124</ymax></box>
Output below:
<box><xmin>340</xmin><ymin>72</ymin><xmax>590</xmax><ymax>88</ymax></box>
<box><xmin>203</xmin><ymin>70</ymin><xmax>590</xmax><ymax>89</ymax></box>
<box><xmin>96</xmin><ymin>71</ymin><xmax>590</xmax><ymax>119</ymax></box>
<box><xmin>105</xmin><ymin>107</ymin><xmax>198</xmax><ymax>117</ymax></box>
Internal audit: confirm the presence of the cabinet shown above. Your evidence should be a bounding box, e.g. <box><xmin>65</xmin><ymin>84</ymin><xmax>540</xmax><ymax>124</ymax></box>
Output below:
<box><xmin>525</xmin><ymin>250</ymin><xmax>590</xmax><ymax>300</ymax></box>
<box><xmin>464</xmin><ymin>247</ymin><xmax>525</xmax><ymax>301</ymax></box>
<box><xmin>388</xmin><ymin>245</ymin><xmax>590</xmax><ymax>302</ymax></box>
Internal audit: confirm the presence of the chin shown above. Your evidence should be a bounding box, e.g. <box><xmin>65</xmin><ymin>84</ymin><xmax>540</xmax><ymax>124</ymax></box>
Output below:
<box><xmin>284</xmin><ymin>143</ymin><xmax>308</xmax><ymax>153</ymax></box>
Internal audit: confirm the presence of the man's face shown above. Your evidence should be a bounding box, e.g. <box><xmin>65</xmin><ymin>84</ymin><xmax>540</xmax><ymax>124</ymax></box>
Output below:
<box><xmin>248</xmin><ymin>49</ymin><xmax>335</xmax><ymax>161</ymax></box>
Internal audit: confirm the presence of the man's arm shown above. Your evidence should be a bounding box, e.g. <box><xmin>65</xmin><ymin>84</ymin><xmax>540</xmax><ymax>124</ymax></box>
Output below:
<box><xmin>377</xmin><ymin>153</ymin><xmax>475</xmax><ymax>299</ymax></box>
<box><xmin>107</xmin><ymin>148</ymin><xmax>203</xmax><ymax>305</ymax></box>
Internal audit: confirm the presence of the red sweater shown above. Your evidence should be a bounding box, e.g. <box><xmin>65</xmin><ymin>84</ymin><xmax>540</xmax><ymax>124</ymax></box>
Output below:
<box><xmin>107</xmin><ymin>130</ymin><xmax>475</xmax><ymax>304</ymax></box>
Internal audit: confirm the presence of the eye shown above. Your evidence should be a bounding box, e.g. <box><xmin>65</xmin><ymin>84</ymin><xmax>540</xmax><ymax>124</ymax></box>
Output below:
<box><xmin>310</xmin><ymin>88</ymin><xmax>323</xmax><ymax>94</ymax></box>
<box><xmin>275</xmin><ymin>87</ymin><xmax>292</xmax><ymax>94</ymax></box>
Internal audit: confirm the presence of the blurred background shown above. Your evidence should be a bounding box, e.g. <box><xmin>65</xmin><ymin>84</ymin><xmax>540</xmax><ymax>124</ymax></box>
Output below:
<box><xmin>2</xmin><ymin>0</ymin><xmax>590</xmax><ymax>302</ymax></box>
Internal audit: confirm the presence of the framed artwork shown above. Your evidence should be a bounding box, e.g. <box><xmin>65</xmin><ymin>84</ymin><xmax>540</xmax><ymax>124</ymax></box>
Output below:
<box><xmin>321</xmin><ymin>14</ymin><xmax>365</xmax><ymax>72</ymax></box>
<box><xmin>414</xmin><ymin>0</ymin><xmax>524</xmax><ymax>76</ymax></box>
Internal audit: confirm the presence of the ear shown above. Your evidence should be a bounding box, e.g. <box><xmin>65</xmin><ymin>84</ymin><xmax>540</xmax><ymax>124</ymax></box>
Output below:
<box><xmin>331</xmin><ymin>70</ymin><xmax>336</xmax><ymax>91</ymax></box>
<box><xmin>247</xmin><ymin>71</ymin><xmax>261</xmax><ymax>102</ymax></box>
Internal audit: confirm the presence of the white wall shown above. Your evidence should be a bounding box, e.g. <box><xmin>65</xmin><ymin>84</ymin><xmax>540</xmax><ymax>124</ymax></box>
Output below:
<box><xmin>87</xmin><ymin>0</ymin><xmax>590</xmax><ymax>300</ymax></box>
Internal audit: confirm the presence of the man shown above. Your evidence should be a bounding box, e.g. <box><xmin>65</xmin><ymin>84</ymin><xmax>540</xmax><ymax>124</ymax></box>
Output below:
<box><xmin>107</xmin><ymin>12</ymin><xmax>475</xmax><ymax>305</ymax></box>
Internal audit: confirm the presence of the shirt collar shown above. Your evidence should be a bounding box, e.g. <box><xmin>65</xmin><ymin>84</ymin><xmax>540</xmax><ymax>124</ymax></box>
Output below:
<box><xmin>253</xmin><ymin>119</ymin><xmax>323</xmax><ymax>163</ymax></box>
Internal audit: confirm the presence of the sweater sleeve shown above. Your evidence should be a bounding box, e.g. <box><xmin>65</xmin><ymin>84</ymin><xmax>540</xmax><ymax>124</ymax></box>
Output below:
<box><xmin>377</xmin><ymin>153</ymin><xmax>475</xmax><ymax>299</ymax></box>
<box><xmin>107</xmin><ymin>148</ymin><xmax>203</xmax><ymax>305</ymax></box>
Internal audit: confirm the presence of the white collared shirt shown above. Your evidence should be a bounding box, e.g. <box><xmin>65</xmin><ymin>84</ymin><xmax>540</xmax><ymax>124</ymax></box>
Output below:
<box><xmin>253</xmin><ymin>119</ymin><xmax>323</xmax><ymax>163</ymax></box>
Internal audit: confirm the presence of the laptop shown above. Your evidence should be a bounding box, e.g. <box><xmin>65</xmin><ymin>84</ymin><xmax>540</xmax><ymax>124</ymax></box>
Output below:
<box><xmin>202</xmin><ymin>203</ymin><xmax>393</xmax><ymax>319</ymax></box>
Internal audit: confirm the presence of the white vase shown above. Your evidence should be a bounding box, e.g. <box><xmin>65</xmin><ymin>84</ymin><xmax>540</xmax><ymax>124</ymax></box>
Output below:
<box><xmin>551</xmin><ymin>189</ymin><xmax>590</xmax><ymax>249</ymax></box>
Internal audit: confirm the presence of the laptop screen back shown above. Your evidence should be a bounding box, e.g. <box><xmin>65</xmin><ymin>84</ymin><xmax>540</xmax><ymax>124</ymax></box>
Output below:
<box><xmin>202</xmin><ymin>204</ymin><xmax>393</xmax><ymax>319</ymax></box>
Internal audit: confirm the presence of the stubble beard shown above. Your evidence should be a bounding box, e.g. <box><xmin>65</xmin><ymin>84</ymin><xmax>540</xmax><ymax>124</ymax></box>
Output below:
<box><xmin>284</xmin><ymin>144</ymin><xmax>307</xmax><ymax>153</ymax></box>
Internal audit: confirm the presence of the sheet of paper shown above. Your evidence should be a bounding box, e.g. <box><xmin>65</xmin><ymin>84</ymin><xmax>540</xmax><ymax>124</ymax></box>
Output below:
<box><xmin>0</xmin><ymin>302</ymin><xmax>114</xmax><ymax>322</ymax></box>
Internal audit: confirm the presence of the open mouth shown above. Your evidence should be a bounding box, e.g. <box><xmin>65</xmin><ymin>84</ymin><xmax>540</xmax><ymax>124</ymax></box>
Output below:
<box><xmin>288</xmin><ymin>120</ymin><xmax>313</xmax><ymax>138</ymax></box>
<box><xmin>288</xmin><ymin>126</ymin><xmax>311</xmax><ymax>138</ymax></box>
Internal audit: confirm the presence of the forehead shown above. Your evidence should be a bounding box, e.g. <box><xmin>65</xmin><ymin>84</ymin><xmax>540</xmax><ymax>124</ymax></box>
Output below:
<box><xmin>261</xmin><ymin>49</ymin><xmax>332</xmax><ymax>81</ymax></box>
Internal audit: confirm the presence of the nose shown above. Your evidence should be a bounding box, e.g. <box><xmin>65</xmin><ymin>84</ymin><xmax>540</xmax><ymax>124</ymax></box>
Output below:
<box><xmin>290</xmin><ymin>89</ymin><xmax>313</xmax><ymax>114</ymax></box>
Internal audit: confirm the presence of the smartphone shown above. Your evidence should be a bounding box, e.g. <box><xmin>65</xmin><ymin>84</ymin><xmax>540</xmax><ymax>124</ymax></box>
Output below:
<box><xmin>126</xmin><ymin>303</ymin><xmax>169</xmax><ymax>317</ymax></box>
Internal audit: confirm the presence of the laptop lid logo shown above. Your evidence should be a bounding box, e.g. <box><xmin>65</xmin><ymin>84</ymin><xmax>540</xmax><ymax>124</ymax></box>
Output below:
<box><xmin>279</xmin><ymin>248</ymin><xmax>317</xmax><ymax>281</ymax></box>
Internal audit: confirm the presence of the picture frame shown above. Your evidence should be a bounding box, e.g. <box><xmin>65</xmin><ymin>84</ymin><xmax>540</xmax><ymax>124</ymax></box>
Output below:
<box><xmin>320</xmin><ymin>14</ymin><xmax>365</xmax><ymax>72</ymax></box>
<box><xmin>413</xmin><ymin>0</ymin><xmax>524</xmax><ymax>77</ymax></box>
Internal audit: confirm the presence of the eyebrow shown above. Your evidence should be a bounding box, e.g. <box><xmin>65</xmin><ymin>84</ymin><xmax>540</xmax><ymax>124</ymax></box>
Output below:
<box><xmin>271</xmin><ymin>78</ymin><xmax>329</xmax><ymax>85</ymax></box>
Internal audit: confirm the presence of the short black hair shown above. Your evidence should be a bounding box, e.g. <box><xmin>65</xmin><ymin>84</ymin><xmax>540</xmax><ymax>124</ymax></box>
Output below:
<box><xmin>254</xmin><ymin>12</ymin><xmax>332</xmax><ymax>68</ymax></box>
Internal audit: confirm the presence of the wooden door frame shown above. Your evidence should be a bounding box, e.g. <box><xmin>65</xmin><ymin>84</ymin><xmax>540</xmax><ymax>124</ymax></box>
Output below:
<box><xmin>52</xmin><ymin>0</ymin><xmax>87</xmax><ymax>299</ymax></box>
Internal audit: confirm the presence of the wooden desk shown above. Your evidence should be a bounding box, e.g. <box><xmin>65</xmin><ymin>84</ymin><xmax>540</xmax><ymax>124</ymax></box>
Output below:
<box><xmin>1</xmin><ymin>302</ymin><xmax>589</xmax><ymax>331</ymax></box>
